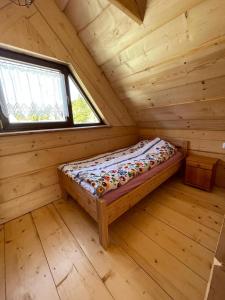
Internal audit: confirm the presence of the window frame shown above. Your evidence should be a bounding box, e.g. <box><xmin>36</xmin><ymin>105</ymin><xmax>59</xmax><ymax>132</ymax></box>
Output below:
<box><xmin>0</xmin><ymin>48</ymin><xmax>104</xmax><ymax>132</ymax></box>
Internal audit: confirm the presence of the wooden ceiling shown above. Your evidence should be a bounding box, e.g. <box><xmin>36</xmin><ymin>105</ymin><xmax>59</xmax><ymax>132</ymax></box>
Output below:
<box><xmin>56</xmin><ymin>0</ymin><xmax>225</xmax><ymax>130</ymax></box>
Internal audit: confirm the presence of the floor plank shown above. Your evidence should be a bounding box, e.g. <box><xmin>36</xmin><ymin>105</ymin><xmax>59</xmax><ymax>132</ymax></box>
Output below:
<box><xmin>137</xmin><ymin>197</ymin><xmax>219</xmax><ymax>252</ymax></box>
<box><xmin>152</xmin><ymin>189</ymin><xmax>223</xmax><ymax>232</ymax></box>
<box><xmin>161</xmin><ymin>184</ymin><xmax>225</xmax><ymax>215</ymax></box>
<box><xmin>112</xmin><ymin>219</ymin><xmax>207</xmax><ymax>300</ymax></box>
<box><xmin>2</xmin><ymin>178</ymin><xmax>225</xmax><ymax>300</ymax></box>
<box><xmin>123</xmin><ymin>207</ymin><xmax>213</xmax><ymax>281</ymax></box>
<box><xmin>54</xmin><ymin>198</ymin><xmax>171</xmax><ymax>300</ymax></box>
<box><xmin>0</xmin><ymin>225</ymin><xmax>5</xmax><ymax>300</ymax></box>
<box><xmin>32</xmin><ymin>204</ymin><xmax>113</xmax><ymax>300</ymax></box>
<box><xmin>5</xmin><ymin>214</ymin><xmax>59</xmax><ymax>300</ymax></box>
<box><xmin>165</xmin><ymin>180</ymin><xmax>225</xmax><ymax>212</ymax></box>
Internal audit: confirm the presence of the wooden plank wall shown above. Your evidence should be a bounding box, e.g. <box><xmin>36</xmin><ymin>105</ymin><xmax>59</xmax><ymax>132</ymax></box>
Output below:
<box><xmin>58</xmin><ymin>0</ymin><xmax>225</xmax><ymax>129</ymax></box>
<box><xmin>57</xmin><ymin>0</ymin><xmax>225</xmax><ymax>186</ymax></box>
<box><xmin>0</xmin><ymin>0</ymin><xmax>137</xmax><ymax>223</ymax></box>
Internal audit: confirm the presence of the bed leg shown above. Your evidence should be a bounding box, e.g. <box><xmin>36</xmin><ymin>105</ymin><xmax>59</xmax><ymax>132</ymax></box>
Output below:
<box><xmin>97</xmin><ymin>199</ymin><xmax>109</xmax><ymax>249</ymax></box>
<box><xmin>61</xmin><ymin>187</ymin><xmax>69</xmax><ymax>201</ymax></box>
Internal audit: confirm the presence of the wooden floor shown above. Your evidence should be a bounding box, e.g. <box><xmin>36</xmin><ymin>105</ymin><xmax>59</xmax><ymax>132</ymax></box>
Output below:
<box><xmin>1</xmin><ymin>177</ymin><xmax>225</xmax><ymax>300</ymax></box>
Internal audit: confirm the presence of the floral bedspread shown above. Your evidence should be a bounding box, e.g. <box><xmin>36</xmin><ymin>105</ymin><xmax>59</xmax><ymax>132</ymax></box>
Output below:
<box><xmin>59</xmin><ymin>138</ymin><xmax>177</xmax><ymax>198</ymax></box>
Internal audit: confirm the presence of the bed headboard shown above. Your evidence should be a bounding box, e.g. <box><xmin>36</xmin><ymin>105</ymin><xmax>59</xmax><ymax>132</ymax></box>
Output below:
<box><xmin>141</xmin><ymin>136</ymin><xmax>188</xmax><ymax>156</ymax></box>
<box><xmin>166</xmin><ymin>138</ymin><xmax>188</xmax><ymax>156</ymax></box>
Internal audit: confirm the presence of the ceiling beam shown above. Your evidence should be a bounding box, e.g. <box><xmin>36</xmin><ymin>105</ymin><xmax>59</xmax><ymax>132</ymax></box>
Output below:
<box><xmin>109</xmin><ymin>0</ymin><xmax>146</xmax><ymax>24</ymax></box>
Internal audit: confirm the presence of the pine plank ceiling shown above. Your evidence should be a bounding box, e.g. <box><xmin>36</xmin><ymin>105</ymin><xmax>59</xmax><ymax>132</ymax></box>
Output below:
<box><xmin>55</xmin><ymin>0</ymin><xmax>225</xmax><ymax>130</ymax></box>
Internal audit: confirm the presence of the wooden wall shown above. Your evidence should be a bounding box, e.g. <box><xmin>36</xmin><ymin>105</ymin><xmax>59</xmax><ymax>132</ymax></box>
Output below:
<box><xmin>0</xmin><ymin>0</ymin><xmax>137</xmax><ymax>224</ymax></box>
<box><xmin>57</xmin><ymin>0</ymin><xmax>225</xmax><ymax>129</ymax></box>
<box><xmin>58</xmin><ymin>0</ymin><xmax>225</xmax><ymax>186</ymax></box>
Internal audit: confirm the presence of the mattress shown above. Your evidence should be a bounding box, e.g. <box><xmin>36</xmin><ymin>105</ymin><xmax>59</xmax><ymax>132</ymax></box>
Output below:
<box><xmin>59</xmin><ymin>138</ymin><xmax>178</xmax><ymax>198</ymax></box>
<box><xmin>103</xmin><ymin>151</ymin><xmax>183</xmax><ymax>205</ymax></box>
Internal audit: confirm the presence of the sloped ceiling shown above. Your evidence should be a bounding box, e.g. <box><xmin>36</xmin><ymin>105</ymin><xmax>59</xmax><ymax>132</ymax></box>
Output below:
<box><xmin>56</xmin><ymin>0</ymin><xmax>225</xmax><ymax>130</ymax></box>
<box><xmin>0</xmin><ymin>0</ymin><xmax>135</xmax><ymax>127</ymax></box>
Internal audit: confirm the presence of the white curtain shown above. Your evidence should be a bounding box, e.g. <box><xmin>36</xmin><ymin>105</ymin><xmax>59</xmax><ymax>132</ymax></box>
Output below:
<box><xmin>0</xmin><ymin>58</ymin><xmax>69</xmax><ymax>123</ymax></box>
<box><xmin>0</xmin><ymin>78</ymin><xmax>8</xmax><ymax>118</ymax></box>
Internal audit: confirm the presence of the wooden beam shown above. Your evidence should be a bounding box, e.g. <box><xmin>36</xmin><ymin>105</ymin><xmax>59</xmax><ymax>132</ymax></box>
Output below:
<box><xmin>109</xmin><ymin>0</ymin><xmax>146</xmax><ymax>24</ymax></box>
<box><xmin>55</xmin><ymin>0</ymin><xmax>70</xmax><ymax>11</ymax></box>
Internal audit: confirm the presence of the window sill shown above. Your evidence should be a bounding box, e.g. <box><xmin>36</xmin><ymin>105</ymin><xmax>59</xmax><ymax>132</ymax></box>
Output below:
<box><xmin>0</xmin><ymin>124</ymin><xmax>111</xmax><ymax>137</ymax></box>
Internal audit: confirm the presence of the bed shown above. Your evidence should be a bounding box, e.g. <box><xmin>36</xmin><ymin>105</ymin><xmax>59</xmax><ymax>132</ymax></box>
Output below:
<box><xmin>58</xmin><ymin>137</ymin><xmax>188</xmax><ymax>249</ymax></box>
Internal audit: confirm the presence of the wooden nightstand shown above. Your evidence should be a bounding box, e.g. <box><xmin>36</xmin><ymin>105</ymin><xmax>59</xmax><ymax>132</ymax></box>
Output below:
<box><xmin>184</xmin><ymin>155</ymin><xmax>218</xmax><ymax>191</ymax></box>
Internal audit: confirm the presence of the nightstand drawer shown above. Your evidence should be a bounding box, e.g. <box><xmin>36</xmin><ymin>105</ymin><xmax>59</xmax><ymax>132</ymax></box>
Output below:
<box><xmin>186</xmin><ymin>160</ymin><xmax>213</xmax><ymax>170</ymax></box>
<box><xmin>185</xmin><ymin>165</ymin><xmax>212</xmax><ymax>190</ymax></box>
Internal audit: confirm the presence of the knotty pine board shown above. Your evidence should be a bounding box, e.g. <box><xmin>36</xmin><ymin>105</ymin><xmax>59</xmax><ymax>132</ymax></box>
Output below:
<box><xmin>4</xmin><ymin>214</ymin><xmax>60</xmax><ymax>299</ymax></box>
<box><xmin>54</xmin><ymin>198</ymin><xmax>171</xmax><ymax>300</ymax></box>
<box><xmin>60</xmin><ymin>0</ymin><xmax>225</xmax><ymax>131</ymax></box>
<box><xmin>32</xmin><ymin>204</ymin><xmax>113</xmax><ymax>300</ymax></box>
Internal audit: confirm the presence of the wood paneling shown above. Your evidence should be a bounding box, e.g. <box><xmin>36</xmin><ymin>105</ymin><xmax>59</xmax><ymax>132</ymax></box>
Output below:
<box><xmin>134</xmin><ymin>98</ymin><xmax>225</xmax><ymax>122</ymax></box>
<box><xmin>138</xmin><ymin>120</ymin><xmax>225</xmax><ymax>131</ymax></box>
<box><xmin>0</xmin><ymin>167</ymin><xmax>58</xmax><ymax>203</ymax></box>
<box><xmin>0</xmin><ymin>126</ymin><xmax>136</xmax><ymax>156</ymax></box>
<box><xmin>0</xmin><ymin>0</ymin><xmax>137</xmax><ymax>223</ymax></box>
<box><xmin>63</xmin><ymin>0</ymin><xmax>109</xmax><ymax>32</ymax></box>
<box><xmin>0</xmin><ymin>184</ymin><xmax>62</xmax><ymax>224</ymax></box>
<box><xmin>58</xmin><ymin>0</ymin><xmax>225</xmax><ymax>130</ymax></box>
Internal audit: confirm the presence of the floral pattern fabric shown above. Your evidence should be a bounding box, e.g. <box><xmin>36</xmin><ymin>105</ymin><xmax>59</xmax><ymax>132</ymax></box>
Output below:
<box><xmin>59</xmin><ymin>138</ymin><xmax>177</xmax><ymax>198</ymax></box>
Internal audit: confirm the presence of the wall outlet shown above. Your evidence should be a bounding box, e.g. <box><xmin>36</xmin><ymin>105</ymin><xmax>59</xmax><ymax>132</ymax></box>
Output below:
<box><xmin>223</xmin><ymin>142</ymin><xmax>225</xmax><ymax>149</ymax></box>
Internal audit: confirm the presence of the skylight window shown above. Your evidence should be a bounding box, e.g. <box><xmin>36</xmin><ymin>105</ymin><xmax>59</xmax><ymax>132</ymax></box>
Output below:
<box><xmin>0</xmin><ymin>48</ymin><xmax>103</xmax><ymax>132</ymax></box>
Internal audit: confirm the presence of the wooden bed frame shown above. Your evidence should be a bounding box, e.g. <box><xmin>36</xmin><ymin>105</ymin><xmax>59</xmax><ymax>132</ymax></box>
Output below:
<box><xmin>58</xmin><ymin>138</ymin><xmax>188</xmax><ymax>249</ymax></box>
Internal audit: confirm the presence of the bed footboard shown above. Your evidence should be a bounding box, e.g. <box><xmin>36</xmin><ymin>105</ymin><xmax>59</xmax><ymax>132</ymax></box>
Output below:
<box><xmin>58</xmin><ymin>170</ymin><xmax>98</xmax><ymax>221</ymax></box>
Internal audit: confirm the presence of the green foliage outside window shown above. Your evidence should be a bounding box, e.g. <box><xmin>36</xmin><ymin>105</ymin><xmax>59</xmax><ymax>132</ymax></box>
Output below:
<box><xmin>71</xmin><ymin>96</ymin><xmax>99</xmax><ymax>124</ymax></box>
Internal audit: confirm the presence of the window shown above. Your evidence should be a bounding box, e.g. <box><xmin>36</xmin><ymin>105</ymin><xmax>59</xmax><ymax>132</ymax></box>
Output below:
<box><xmin>0</xmin><ymin>48</ymin><xmax>103</xmax><ymax>132</ymax></box>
